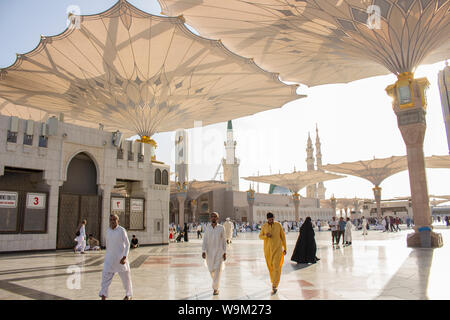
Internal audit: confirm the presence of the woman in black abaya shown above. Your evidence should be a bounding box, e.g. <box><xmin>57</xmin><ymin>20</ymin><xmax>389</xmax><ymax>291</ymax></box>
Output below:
<box><xmin>291</xmin><ymin>217</ymin><xmax>320</xmax><ymax>264</ymax></box>
<box><xmin>183</xmin><ymin>223</ymin><xmax>189</xmax><ymax>242</ymax></box>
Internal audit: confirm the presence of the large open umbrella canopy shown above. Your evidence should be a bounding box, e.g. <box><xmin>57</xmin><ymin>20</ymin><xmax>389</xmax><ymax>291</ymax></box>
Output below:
<box><xmin>430</xmin><ymin>198</ymin><xmax>450</xmax><ymax>206</ymax></box>
<box><xmin>0</xmin><ymin>0</ymin><xmax>302</xmax><ymax>139</ymax></box>
<box><xmin>159</xmin><ymin>0</ymin><xmax>449</xmax><ymax>247</ymax></box>
<box><xmin>244</xmin><ymin>170</ymin><xmax>345</xmax><ymax>221</ymax></box>
<box><xmin>322</xmin><ymin>155</ymin><xmax>408</xmax><ymax>218</ymax></box>
<box><xmin>396</xmin><ymin>195</ymin><xmax>449</xmax><ymax>206</ymax></box>
<box><xmin>170</xmin><ymin>179</ymin><xmax>227</xmax><ymax>222</ymax></box>
<box><xmin>322</xmin><ymin>155</ymin><xmax>408</xmax><ymax>187</ymax></box>
<box><xmin>429</xmin><ymin>195</ymin><xmax>450</xmax><ymax>202</ymax></box>
<box><xmin>243</xmin><ymin>170</ymin><xmax>346</xmax><ymax>194</ymax></box>
<box><xmin>158</xmin><ymin>0</ymin><xmax>450</xmax><ymax>86</ymax></box>
<box><xmin>170</xmin><ymin>179</ymin><xmax>227</xmax><ymax>197</ymax></box>
<box><xmin>425</xmin><ymin>155</ymin><xmax>450</xmax><ymax>168</ymax></box>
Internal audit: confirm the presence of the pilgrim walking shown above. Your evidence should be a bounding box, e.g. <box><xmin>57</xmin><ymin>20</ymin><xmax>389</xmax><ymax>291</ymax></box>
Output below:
<box><xmin>99</xmin><ymin>214</ymin><xmax>133</xmax><ymax>300</ymax></box>
<box><xmin>202</xmin><ymin>212</ymin><xmax>227</xmax><ymax>295</ymax></box>
<box><xmin>291</xmin><ymin>217</ymin><xmax>320</xmax><ymax>264</ymax></box>
<box><xmin>223</xmin><ymin>218</ymin><xmax>234</xmax><ymax>244</ymax></box>
<box><xmin>74</xmin><ymin>220</ymin><xmax>87</xmax><ymax>254</ymax></box>
<box><xmin>344</xmin><ymin>217</ymin><xmax>353</xmax><ymax>246</ymax></box>
<box><xmin>259</xmin><ymin>212</ymin><xmax>287</xmax><ymax>295</ymax></box>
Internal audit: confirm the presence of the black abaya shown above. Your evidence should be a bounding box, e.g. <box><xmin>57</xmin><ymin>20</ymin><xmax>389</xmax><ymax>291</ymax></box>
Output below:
<box><xmin>183</xmin><ymin>224</ymin><xmax>189</xmax><ymax>242</ymax></box>
<box><xmin>291</xmin><ymin>218</ymin><xmax>318</xmax><ymax>264</ymax></box>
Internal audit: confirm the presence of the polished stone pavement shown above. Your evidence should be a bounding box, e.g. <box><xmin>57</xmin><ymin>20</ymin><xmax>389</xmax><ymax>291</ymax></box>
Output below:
<box><xmin>0</xmin><ymin>225</ymin><xmax>449</xmax><ymax>300</ymax></box>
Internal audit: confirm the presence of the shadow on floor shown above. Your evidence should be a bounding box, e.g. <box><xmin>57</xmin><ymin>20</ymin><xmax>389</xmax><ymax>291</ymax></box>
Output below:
<box><xmin>376</xmin><ymin>248</ymin><xmax>433</xmax><ymax>300</ymax></box>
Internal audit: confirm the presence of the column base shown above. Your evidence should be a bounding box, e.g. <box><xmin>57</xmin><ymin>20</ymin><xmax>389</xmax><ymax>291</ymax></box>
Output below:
<box><xmin>406</xmin><ymin>231</ymin><xmax>443</xmax><ymax>248</ymax></box>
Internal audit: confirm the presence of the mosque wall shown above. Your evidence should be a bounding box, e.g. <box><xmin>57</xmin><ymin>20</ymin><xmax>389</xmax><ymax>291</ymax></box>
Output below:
<box><xmin>0</xmin><ymin>115</ymin><xmax>170</xmax><ymax>252</ymax></box>
<box><xmin>299</xmin><ymin>197</ymin><xmax>320</xmax><ymax>208</ymax></box>
<box><xmin>361</xmin><ymin>200</ymin><xmax>413</xmax><ymax>219</ymax></box>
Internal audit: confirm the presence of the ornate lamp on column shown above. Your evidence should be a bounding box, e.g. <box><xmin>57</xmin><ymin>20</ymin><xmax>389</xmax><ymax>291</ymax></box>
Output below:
<box><xmin>136</xmin><ymin>135</ymin><xmax>158</xmax><ymax>161</ymax></box>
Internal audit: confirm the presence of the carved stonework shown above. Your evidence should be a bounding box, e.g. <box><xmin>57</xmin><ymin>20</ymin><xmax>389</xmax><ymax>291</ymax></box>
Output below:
<box><xmin>398</xmin><ymin>122</ymin><xmax>426</xmax><ymax>146</ymax></box>
<box><xmin>397</xmin><ymin>109</ymin><xmax>426</xmax><ymax>126</ymax></box>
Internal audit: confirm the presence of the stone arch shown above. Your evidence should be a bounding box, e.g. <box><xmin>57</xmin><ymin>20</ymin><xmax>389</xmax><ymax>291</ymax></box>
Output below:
<box><xmin>63</xmin><ymin>149</ymin><xmax>102</xmax><ymax>185</ymax></box>
<box><xmin>162</xmin><ymin>169</ymin><xmax>169</xmax><ymax>185</ymax></box>
<box><xmin>61</xmin><ymin>152</ymin><xmax>99</xmax><ymax>195</ymax></box>
<box><xmin>155</xmin><ymin>169</ymin><xmax>162</xmax><ymax>185</ymax></box>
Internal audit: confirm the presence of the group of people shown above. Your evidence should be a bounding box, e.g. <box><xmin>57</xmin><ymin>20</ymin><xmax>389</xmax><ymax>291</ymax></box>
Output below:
<box><xmin>432</xmin><ymin>215</ymin><xmax>449</xmax><ymax>227</ymax></box>
<box><xmin>381</xmin><ymin>216</ymin><xmax>403</xmax><ymax>232</ymax></box>
<box><xmin>201</xmin><ymin>212</ymin><xmax>321</xmax><ymax>296</ymax></box>
<box><xmin>74</xmin><ymin>220</ymin><xmax>101</xmax><ymax>253</ymax></box>
<box><xmin>73</xmin><ymin>220</ymin><xmax>139</xmax><ymax>254</ymax></box>
<box><xmin>93</xmin><ymin>210</ymin><xmax>426</xmax><ymax>300</ymax></box>
<box><xmin>328</xmin><ymin>216</ymin><xmax>354</xmax><ymax>248</ymax></box>
<box><xmin>169</xmin><ymin>223</ymin><xmax>189</xmax><ymax>243</ymax></box>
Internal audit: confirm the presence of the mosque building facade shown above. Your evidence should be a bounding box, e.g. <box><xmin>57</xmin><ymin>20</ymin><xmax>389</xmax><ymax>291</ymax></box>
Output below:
<box><xmin>170</xmin><ymin>121</ymin><xmax>334</xmax><ymax>224</ymax></box>
<box><xmin>0</xmin><ymin>114</ymin><xmax>170</xmax><ymax>252</ymax></box>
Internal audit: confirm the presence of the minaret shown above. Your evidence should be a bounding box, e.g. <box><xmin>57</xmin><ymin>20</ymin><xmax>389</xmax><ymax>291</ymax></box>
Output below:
<box><xmin>315</xmin><ymin>124</ymin><xmax>326</xmax><ymax>199</ymax></box>
<box><xmin>222</xmin><ymin>120</ymin><xmax>240</xmax><ymax>191</ymax></box>
<box><xmin>306</xmin><ymin>132</ymin><xmax>317</xmax><ymax>198</ymax></box>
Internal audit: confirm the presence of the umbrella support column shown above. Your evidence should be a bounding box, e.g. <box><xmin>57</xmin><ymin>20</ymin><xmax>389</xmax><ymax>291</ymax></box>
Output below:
<box><xmin>191</xmin><ymin>199</ymin><xmax>197</xmax><ymax>223</ymax></box>
<box><xmin>176</xmin><ymin>193</ymin><xmax>186</xmax><ymax>229</ymax></box>
<box><xmin>293</xmin><ymin>193</ymin><xmax>300</xmax><ymax>222</ymax></box>
<box><xmin>386</xmin><ymin>73</ymin><xmax>443</xmax><ymax>248</ymax></box>
<box><xmin>372</xmin><ymin>186</ymin><xmax>382</xmax><ymax>220</ymax></box>
<box><xmin>246</xmin><ymin>187</ymin><xmax>255</xmax><ymax>224</ymax></box>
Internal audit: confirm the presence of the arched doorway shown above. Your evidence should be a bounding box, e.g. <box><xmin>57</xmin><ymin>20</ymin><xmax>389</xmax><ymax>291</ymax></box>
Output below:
<box><xmin>57</xmin><ymin>152</ymin><xmax>102</xmax><ymax>249</ymax></box>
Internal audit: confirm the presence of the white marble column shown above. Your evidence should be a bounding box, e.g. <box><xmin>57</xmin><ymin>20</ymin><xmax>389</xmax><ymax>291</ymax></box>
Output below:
<box><xmin>45</xmin><ymin>179</ymin><xmax>64</xmax><ymax>249</ymax></box>
<box><xmin>176</xmin><ymin>193</ymin><xmax>187</xmax><ymax>228</ymax></box>
<box><xmin>99</xmin><ymin>183</ymin><xmax>114</xmax><ymax>246</ymax></box>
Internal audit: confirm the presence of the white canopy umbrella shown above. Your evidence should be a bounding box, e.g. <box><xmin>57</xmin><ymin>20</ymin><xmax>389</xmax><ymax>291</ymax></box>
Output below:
<box><xmin>425</xmin><ymin>155</ymin><xmax>450</xmax><ymax>168</ymax></box>
<box><xmin>243</xmin><ymin>170</ymin><xmax>345</xmax><ymax>220</ymax></box>
<box><xmin>158</xmin><ymin>0</ymin><xmax>449</xmax><ymax>86</ymax></box>
<box><xmin>0</xmin><ymin>0</ymin><xmax>302</xmax><ymax>142</ymax></box>
<box><xmin>322</xmin><ymin>155</ymin><xmax>408</xmax><ymax>218</ymax></box>
<box><xmin>158</xmin><ymin>0</ymin><xmax>449</xmax><ymax>247</ymax></box>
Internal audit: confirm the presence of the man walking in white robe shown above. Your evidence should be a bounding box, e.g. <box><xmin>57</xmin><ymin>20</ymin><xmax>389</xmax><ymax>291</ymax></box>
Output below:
<box><xmin>344</xmin><ymin>217</ymin><xmax>353</xmax><ymax>246</ymax></box>
<box><xmin>283</xmin><ymin>220</ymin><xmax>289</xmax><ymax>234</ymax></box>
<box><xmin>362</xmin><ymin>216</ymin><xmax>368</xmax><ymax>235</ymax></box>
<box><xmin>202</xmin><ymin>212</ymin><xmax>227</xmax><ymax>295</ymax></box>
<box><xmin>223</xmin><ymin>218</ymin><xmax>234</xmax><ymax>244</ymax></box>
<box><xmin>99</xmin><ymin>214</ymin><xmax>133</xmax><ymax>300</ymax></box>
<box><xmin>74</xmin><ymin>220</ymin><xmax>87</xmax><ymax>254</ymax></box>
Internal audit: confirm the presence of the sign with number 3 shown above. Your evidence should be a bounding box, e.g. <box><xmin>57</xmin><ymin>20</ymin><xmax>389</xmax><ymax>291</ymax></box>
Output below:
<box><xmin>27</xmin><ymin>193</ymin><xmax>46</xmax><ymax>209</ymax></box>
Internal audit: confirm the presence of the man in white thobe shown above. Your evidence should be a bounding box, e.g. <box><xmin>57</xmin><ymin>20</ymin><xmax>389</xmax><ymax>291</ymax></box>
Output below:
<box><xmin>283</xmin><ymin>220</ymin><xmax>289</xmax><ymax>234</ymax></box>
<box><xmin>74</xmin><ymin>220</ymin><xmax>87</xmax><ymax>254</ymax></box>
<box><xmin>344</xmin><ymin>217</ymin><xmax>353</xmax><ymax>245</ymax></box>
<box><xmin>99</xmin><ymin>214</ymin><xmax>133</xmax><ymax>300</ymax></box>
<box><xmin>362</xmin><ymin>216</ymin><xmax>368</xmax><ymax>235</ymax></box>
<box><xmin>223</xmin><ymin>218</ymin><xmax>234</xmax><ymax>244</ymax></box>
<box><xmin>202</xmin><ymin>212</ymin><xmax>226</xmax><ymax>295</ymax></box>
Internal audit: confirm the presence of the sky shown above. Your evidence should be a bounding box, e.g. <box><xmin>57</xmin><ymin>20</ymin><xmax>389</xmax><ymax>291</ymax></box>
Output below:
<box><xmin>0</xmin><ymin>0</ymin><xmax>449</xmax><ymax>201</ymax></box>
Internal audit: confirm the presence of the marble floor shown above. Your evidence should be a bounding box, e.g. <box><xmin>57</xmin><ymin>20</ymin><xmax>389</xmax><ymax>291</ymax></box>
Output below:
<box><xmin>0</xmin><ymin>225</ymin><xmax>449</xmax><ymax>300</ymax></box>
